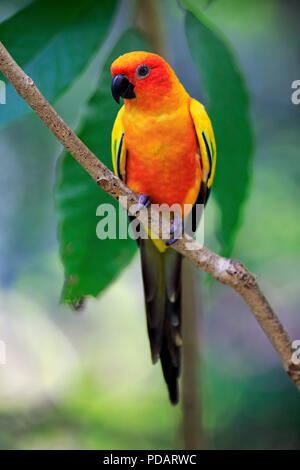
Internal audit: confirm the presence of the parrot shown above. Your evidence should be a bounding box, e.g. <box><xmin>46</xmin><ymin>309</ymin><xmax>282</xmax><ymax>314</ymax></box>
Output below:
<box><xmin>110</xmin><ymin>51</ymin><xmax>216</xmax><ymax>405</ymax></box>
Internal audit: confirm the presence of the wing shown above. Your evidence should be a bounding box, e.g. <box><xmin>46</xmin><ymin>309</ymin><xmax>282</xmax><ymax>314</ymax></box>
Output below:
<box><xmin>111</xmin><ymin>105</ymin><xmax>127</xmax><ymax>182</ymax></box>
<box><xmin>189</xmin><ymin>98</ymin><xmax>216</xmax><ymax>205</ymax></box>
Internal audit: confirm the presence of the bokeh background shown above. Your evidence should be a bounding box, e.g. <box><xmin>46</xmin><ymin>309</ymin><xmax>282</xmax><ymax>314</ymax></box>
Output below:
<box><xmin>0</xmin><ymin>0</ymin><xmax>299</xmax><ymax>450</ymax></box>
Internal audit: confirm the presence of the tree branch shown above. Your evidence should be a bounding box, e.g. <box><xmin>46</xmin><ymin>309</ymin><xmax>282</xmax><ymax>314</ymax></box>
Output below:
<box><xmin>0</xmin><ymin>40</ymin><xmax>299</xmax><ymax>390</ymax></box>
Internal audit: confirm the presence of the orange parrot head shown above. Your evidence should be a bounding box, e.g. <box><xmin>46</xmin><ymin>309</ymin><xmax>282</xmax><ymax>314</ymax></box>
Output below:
<box><xmin>111</xmin><ymin>51</ymin><xmax>184</xmax><ymax>109</ymax></box>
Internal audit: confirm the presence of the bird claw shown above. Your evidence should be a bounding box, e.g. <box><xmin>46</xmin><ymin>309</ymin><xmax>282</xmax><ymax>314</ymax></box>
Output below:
<box><xmin>133</xmin><ymin>196</ymin><xmax>183</xmax><ymax>246</ymax></box>
<box><xmin>166</xmin><ymin>218</ymin><xmax>183</xmax><ymax>246</ymax></box>
<box><xmin>134</xmin><ymin>193</ymin><xmax>151</xmax><ymax>216</ymax></box>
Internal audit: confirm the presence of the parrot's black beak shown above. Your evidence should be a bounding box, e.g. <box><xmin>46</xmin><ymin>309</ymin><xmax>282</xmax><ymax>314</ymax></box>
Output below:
<box><xmin>111</xmin><ymin>74</ymin><xmax>135</xmax><ymax>104</ymax></box>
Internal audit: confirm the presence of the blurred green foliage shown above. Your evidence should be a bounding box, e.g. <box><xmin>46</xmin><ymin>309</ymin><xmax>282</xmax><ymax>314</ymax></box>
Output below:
<box><xmin>184</xmin><ymin>1</ymin><xmax>253</xmax><ymax>254</ymax></box>
<box><xmin>0</xmin><ymin>0</ymin><xmax>117</xmax><ymax>126</ymax></box>
<box><xmin>55</xmin><ymin>29</ymin><xmax>148</xmax><ymax>304</ymax></box>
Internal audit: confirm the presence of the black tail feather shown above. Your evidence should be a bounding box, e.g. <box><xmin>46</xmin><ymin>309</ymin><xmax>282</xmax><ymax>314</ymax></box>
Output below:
<box><xmin>129</xmin><ymin>176</ymin><xmax>208</xmax><ymax>404</ymax></box>
<box><xmin>139</xmin><ymin>237</ymin><xmax>182</xmax><ymax>404</ymax></box>
<box><xmin>140</xmin><ymin>238</ymin><xmax>165</xmax><ymax>363</ymax></box>
<box><xmin>160</xmin><ymin>291</ymin><xmax>182</xmax><ymax>405</ymax></box>
<box><xmin>160</xmin><ymin>342</ymin><xmax>179</xmax><ymax>405</ymax></box>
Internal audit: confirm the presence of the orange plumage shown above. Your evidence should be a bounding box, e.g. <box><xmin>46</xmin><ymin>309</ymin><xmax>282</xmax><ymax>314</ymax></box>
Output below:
<box><xmin>111</xmin><ymin>52</ymin><xmax>202</xmax><ymax>215</ymax></box>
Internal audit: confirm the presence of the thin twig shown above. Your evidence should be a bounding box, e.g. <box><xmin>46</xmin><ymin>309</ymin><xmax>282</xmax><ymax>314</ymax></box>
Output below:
<box><xmin>0</xmin><ymin>40</ymin><xmax>299</xmax><ymax>390</ymax></box>
<box><xmin>136</xmin><ymin>0</ymin><xmax>166</xmax><ymax>57</ymax></box>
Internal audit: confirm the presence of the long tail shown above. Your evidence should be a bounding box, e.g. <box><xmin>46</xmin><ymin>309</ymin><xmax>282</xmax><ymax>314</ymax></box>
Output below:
<box><xmin>140</xmin><ymin>238</ymin><xmax>182</xmax><ymax>405</ymax></box>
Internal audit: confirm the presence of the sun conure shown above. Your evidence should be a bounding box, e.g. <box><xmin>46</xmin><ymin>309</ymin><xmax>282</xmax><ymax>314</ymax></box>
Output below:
<box><xmin>111</xmin><ymin>51</ymin><xmax>216</xmax><ymax>404</ymax></box>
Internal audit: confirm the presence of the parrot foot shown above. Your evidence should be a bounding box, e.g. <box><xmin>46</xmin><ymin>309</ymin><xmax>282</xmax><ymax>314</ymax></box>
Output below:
<box><xmin>134</xmin><ymin>193</ymin><xmax>151</xmax><ymax>216</ymax></box>
<box><xmin>166</xmin><ymin>218</ymin><xmax>183</xmax><ymax>246</ymax></box>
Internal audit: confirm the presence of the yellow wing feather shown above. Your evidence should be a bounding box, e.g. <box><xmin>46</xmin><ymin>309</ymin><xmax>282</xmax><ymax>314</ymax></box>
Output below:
<box><xmin>111</xmin><ymin>105</ymin><xmax>127</xmax><ymax>181</ymax></box>
<box><xmin>189</xmin><ymin>98</ymin><xmax>216</xmax><ymax>189</ymax></box>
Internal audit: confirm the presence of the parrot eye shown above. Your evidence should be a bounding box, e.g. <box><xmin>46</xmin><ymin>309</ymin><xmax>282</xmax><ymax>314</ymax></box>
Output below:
<box><xmin>136</xmin><ymin>64</ymin><xmax>150</xmax><ymax>79</ymax></box>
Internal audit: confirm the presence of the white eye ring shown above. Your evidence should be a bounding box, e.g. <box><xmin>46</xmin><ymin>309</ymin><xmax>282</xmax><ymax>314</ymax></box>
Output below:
<box><xmin>136</xmin><ymin>64</ymin><xmax>150</xmax><ymax>79</ymax></box>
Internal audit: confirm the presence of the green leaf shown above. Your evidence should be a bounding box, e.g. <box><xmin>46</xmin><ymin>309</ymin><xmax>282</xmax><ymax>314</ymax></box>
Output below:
<box><xmin>55</xmin><ymin>29</ymin><xmax>150</xmax><ymax>305</ymax></box>
<box><xmin>184</xmin><ymin>1</ymin><xmax>254</xmax><ymax>254</ymax></box>
<box><xmin>0</xmin><ymin>0</ymin><xmax>118</xmax><ymax>127</ymax></box>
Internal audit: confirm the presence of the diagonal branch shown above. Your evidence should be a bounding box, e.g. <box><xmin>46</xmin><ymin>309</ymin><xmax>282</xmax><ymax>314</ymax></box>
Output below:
<box><xmin>0</xmin><ymin>40</ymin><xmax>299</xmax><ymax>390</ymax></box>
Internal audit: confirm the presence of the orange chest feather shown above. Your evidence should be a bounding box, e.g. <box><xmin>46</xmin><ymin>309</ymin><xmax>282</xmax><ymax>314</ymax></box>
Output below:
<box><xmin>122</xmin><ymin>106</ymin><xmax>201</xmax><ymax>213</ymax></box>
